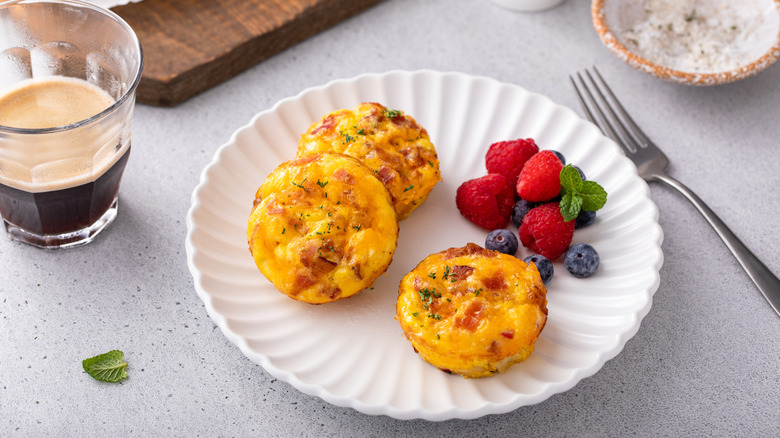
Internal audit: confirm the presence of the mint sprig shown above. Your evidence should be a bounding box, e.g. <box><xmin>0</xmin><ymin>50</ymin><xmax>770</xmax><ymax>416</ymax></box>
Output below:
<box><xmin>82</xmin><ymin>350</ymin><xmax>128</xmax><ymax>383</ymax></box>
<box><xmin>559</xmin><ymin>164</ymin><xmax>607</xmax><ymax>222</ymax></box>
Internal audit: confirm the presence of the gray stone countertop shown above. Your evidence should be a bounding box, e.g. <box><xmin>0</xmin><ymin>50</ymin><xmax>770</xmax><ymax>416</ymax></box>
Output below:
<box><xmin>2</xmin><ymin>0</ymin><xmax>779</xmax><ymax>436</ymax></box>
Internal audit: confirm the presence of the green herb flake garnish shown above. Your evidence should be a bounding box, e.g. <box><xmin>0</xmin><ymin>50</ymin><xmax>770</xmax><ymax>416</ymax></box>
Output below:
<box><xmin>441</xmin><ymin>265</ymin><xmax>457</xmax><ymax>281</ymax></box>
<box><xmin>292</xmin><ymin>178</ymin><xmax>308</xmax><ymax>192</ymax></box>
<box><xmin>418</xmin><ymin>287</ymin><xmax>441</xmax><ymax>310</ymax></box>
<box><xmin>384</xmin><ymin>108</ymin><xmax>402</xmax><ymax>118</ymax></box>
<box><xmin>558</xmin><ymin>164</ymin><xmax>607</xmax><ymax>222</ymax></box>
<box><xmin>352</xmin><ymin>224</ymin><xmax>362</xmax><ymax>232</ymax></box>
<box><xmin>403</xmin><ymin>184</ymin><xmax>414</xmax><ymax>192</ymax></box>
<box><xmin>428</xmin><ymin>272</ymin><xmax>436</xmax><ymax>279</ymax></box>
<box><xmin>82</xmin><ymin>350</ymin><xmax>128</xmax><ymax>383</ymax></box>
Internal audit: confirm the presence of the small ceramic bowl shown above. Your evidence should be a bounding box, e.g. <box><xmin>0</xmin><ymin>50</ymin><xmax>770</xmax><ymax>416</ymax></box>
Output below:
<box><xmin>490</xmin><ymin>0</ymin><xmax>568</xmax><ymax>12</ymax></box>
<box><xmin>592</xmin><ymin>0</ymin><xmax>780</xmax><ymax>85</ymax></box>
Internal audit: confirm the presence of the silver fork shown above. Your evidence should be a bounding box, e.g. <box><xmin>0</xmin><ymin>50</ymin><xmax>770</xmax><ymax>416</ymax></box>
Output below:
<box><xmin>570</xmin><ymin>67</ymin><xmax>780</xmax><ymax>317</ymax></box>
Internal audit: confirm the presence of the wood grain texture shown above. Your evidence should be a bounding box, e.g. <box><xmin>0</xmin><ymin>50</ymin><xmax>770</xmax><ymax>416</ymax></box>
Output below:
<box><xmin>111</xmin><ymin>0</ymin><xmax>383</xmax><ymax>106</ymax></box>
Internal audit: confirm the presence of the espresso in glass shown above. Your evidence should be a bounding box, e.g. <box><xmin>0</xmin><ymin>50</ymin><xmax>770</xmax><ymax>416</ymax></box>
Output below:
<box><xmin>0</xmin><ymin>76</ymin><xmax>130</xmax><ymax>239</ymax></box>
<box><xmin>0</xmin><ymin>0</ymin><xmax>143</xmax><ymax>249</ymax></box>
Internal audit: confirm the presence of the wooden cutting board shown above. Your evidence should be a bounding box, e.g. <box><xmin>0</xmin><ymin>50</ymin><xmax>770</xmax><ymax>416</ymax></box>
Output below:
<box><xmin>111</xmin><ymin>0</ymin><xmax>383</xmax><ymax>106</ymax></box>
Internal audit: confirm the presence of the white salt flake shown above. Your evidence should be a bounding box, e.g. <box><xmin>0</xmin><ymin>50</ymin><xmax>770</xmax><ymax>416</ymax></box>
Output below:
<box><xmin>622</xmin><ymin>0</ymin><xmax>766</xmax><ymax>73</ymax></box>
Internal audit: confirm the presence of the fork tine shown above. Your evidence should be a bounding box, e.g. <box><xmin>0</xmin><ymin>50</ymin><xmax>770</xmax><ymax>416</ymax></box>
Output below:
<box><xmin>572</xmin><ymin>67</ymin><xmax>656</xmax><ymax>155</ymax></box>
<box><xmin>591</xmin><ymin>67</ymin><xmax>653</xmax><ymax>148</ymax></box>
<box><xmin>569</xmin><ymin>74</ymin><xmax>599</xmax><ymax>126</ymax></box>
<box><xmin>570</xmin><ymin>71</ymin><xmax>632</xmax><ymax>152</ymax></box>
<box><xmin>585</xmin><ymin>70</ymin><xmax>646</xmax><ymax>153</ymax></box>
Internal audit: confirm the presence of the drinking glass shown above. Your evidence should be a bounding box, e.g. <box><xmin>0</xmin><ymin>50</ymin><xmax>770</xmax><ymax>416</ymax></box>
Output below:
<box><xmin>0</xmin><ymin>0</ymin><xmax>143</xmax><ymax>249</ymax></box>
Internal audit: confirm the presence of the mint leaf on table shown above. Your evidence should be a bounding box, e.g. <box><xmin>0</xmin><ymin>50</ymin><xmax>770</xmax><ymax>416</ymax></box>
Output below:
<box><xmin>82</xmin><ymin>350</ymin><xmax>128</xmax><ymax>383</ymax></box>
<box><xmin>559</xmin><ymin>164</ymin><xmax>608</xmax><ymax>222</ymax></box>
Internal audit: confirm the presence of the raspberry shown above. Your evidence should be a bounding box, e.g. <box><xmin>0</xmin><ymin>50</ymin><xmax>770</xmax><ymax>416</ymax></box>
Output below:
<box><xmin>516</xmin><ymin>150</ymin><xmax>563</xmax><ymax>202</ymax></box>
<box><xmin>485</xmin><ymin>139</ymin><xmax>539</xmax><ymax>184</ymax></box>
<box><xmin>455</xmin><ymin>174</ymin><xmax>514</xmax><ymax>230</ymax></box>
<box><xmin>518</xmin><ymin>202</ymin><xmax>574</xmax><ymax>260</ymax></box>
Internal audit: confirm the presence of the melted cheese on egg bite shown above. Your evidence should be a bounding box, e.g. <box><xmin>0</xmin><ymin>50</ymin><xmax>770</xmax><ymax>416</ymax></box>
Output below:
<box><xmin>396</xmin><ymin>243</ymin><xmax>547</xmax><ymax>378</ymax></box>
<box><xmin>248</xmin><ymin>152</ymin><xmax>399</xmax><ymax>304</ymax></box>
<box><xmin>298</xmin><ymin>102</ymin><xmax>441</xmax><ymax>220</ymax></box>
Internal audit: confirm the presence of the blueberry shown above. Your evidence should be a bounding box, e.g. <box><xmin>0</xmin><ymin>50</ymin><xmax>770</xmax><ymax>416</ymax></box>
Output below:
<box><xmin>485</xmin><ymin>229</ymin><xmax>518</xmax><ymax>255</ymax></box>
<box><xmin>575</xmin><ymin>210</ymin><xmax>597</xmax><ymax>229</ymax></box>
<box><xmin>564</xmin><ymin>243</ymin><xmax>600</xmax><ymax>278</ymax></box>
<box><xmin>511</xmin><ymin>199</ymin><xmax>537</xmax><ymax>227</ymax></box>
<box><xmin>551</xmin><ymin>150</ymin><xmax>566</xmax><ymax>165</ymax></box>
<box><xmin>523</xmin><ymin>254</ymin><xmax>553</xmax><ymax>285</ymax></box>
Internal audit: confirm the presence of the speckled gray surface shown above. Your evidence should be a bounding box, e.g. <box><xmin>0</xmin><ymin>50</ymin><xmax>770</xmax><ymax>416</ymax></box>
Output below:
<box><xmin>2</xmin><ymin>0</ymin><xmax>779</xmax><ymax>436</ymax></box>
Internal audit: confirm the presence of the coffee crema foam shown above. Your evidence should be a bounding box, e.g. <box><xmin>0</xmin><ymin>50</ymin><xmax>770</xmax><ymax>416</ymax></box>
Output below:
<box><xmin>0</xmin><ymin>76</ymin><xmax>114</xmax><ymax>129</ymax></box>
<box><xmin>0</xmin><ymin>76</ymin><xmax>128</xmax><ymax>193</ymax></box>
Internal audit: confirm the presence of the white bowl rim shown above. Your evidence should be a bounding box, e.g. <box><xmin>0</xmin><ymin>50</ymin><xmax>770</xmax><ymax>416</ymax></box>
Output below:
<box><xmin>592</xmin><ymin>0</ymin><xmax>780</xmax><ymax>85</ymax></box>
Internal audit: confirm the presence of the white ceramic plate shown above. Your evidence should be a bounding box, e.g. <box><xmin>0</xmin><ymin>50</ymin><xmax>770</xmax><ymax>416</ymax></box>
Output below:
<box><xmin>185</xmin><ymin>70</ymin><xmax>663</xmax><ymax>421</ymax></box>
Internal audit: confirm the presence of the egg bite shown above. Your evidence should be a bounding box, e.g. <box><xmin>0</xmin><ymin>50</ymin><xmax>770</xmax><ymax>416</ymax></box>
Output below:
<box><xmin>248</xmin><ymin>152</ymin><xmax>399</xmax><ymax>304</ymax></box>
<box><xmin>298</xmin><ymin>102</ymin><xmax>441</xmax><ymax>220</ymax></box>
<box><xmin>396</xmin><ymin>243</ymin><xmax>548</xmax><ymax>378</ymax></box>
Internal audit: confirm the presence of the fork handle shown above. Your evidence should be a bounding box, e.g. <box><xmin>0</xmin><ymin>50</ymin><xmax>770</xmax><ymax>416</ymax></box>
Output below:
<box><xmin>654</xmin><ymin>174</ymin><xmax>780</xmax><ymax>316</ymax></box>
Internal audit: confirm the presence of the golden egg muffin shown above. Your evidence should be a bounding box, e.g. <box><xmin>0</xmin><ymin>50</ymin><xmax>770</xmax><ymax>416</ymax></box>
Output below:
<box><xmin>248</xmin><ymin>152</ymin><xmax>399</xmax><ymax>304</ymax></box>
<box><xmin>298</xmin><ymin>102</ymin><xmax>441</xmax><ymax>220</ymax></box>
<box><xmin>396</xmin><ymin>243</ymin><xmax>548</xmax><ymax>378</ymax></box>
